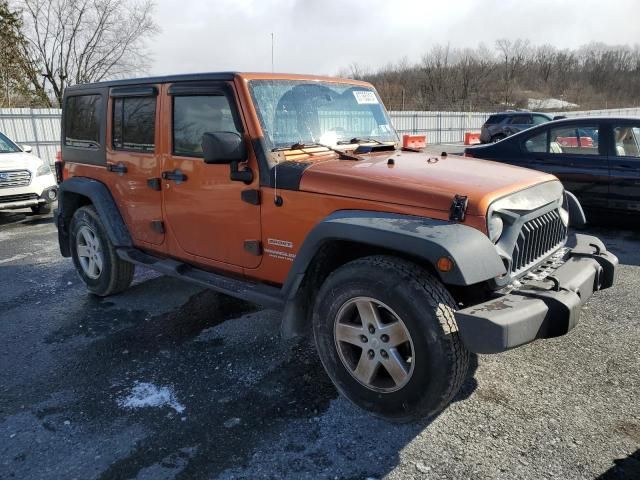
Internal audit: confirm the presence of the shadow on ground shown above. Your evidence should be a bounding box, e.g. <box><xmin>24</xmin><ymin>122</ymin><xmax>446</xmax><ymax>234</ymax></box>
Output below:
<box><xmin>597</xmin><ymin>449</ymin><xmax>640</xmax><ymax>480</ymax></box>
<box><xmin>17</xmin><ymin>280</ymin><xmax>479</xmax><ymax>480</ymax></box>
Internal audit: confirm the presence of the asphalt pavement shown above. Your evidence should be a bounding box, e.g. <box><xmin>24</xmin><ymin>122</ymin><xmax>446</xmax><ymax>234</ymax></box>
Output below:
<box><xmin>0</xmin><ymin>208</ymin><xmax>638</xmax><ymax>480</ymax></box>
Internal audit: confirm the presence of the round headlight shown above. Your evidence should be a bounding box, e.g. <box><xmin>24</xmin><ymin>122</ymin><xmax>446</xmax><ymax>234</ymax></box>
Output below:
<box><xmin>488</xmin><ymin>214</ymin><xmax>504</xmax><ymax>243</ymax></box>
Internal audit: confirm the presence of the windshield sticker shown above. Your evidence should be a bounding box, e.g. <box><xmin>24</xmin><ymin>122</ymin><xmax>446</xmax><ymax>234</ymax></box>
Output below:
<box><xmin>353</xmin><ymin>91</ymin><xmax>378</xmax><ymax>105</ymax></box>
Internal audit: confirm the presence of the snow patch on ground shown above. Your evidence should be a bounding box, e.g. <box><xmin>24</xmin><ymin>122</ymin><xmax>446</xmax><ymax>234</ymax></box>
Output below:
<box><xmin>117</xmin><ymin>382</ymin><xmax>185</xmax><ymax>413</ymax></box>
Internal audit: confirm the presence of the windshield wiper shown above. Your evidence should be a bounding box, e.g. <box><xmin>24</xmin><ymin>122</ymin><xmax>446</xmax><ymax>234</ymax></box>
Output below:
<box><xmin>337</xmin><ymin>137</ymin><xmax>386</xmax><ymax>146</ymax></box>
<box><xmin>272</xmin><ymin>142</ymin><xmax>362</xmax><ymax>161</ymax></box>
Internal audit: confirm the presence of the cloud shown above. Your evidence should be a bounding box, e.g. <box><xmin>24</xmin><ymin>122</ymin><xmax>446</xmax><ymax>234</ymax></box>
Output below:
<box><xmin>147</xmin><ymin>0</ymin><xmax>640</xmax><ymax>76</ymax></box>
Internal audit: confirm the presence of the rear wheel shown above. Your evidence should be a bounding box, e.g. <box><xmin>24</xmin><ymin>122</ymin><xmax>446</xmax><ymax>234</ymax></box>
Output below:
<box><xmin>70</xmin><ymin>206</ymin><xmax>134</xmax><ymax>296</ymax></box>
<box><xmin>312</xmin><ymin>255</ymin><xmax>469</xmax><ymax>422</ymax></box>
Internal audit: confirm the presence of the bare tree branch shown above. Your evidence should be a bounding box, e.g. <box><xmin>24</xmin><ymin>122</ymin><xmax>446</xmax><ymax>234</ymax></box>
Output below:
<box><xmin>18</xmin><ymin>0</ymin><xmax>158</xmax><ymax>106</ymax></box>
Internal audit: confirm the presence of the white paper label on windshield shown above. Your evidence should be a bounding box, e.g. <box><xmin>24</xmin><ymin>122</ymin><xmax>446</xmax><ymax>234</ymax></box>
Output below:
<box><xmin>353</xmin><ymin>90</ymin><xmax>378</xmax><ymax>104</ymax></box>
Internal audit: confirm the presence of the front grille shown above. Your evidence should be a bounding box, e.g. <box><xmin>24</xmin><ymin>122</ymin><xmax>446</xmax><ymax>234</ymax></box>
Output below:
<box><xmin>0</xmin><ymin>170</ymin><xmax>32</xmax><ymax>188</ymax></box>
<box><xmin>0</xmin><ymin>193</ymin><xmax>38</xmax><ymax>203</ymax></box>
<box><xmin>511</xmin><ymin>209</ymin><xmax>567</xmax><ymax>273</ymax></box>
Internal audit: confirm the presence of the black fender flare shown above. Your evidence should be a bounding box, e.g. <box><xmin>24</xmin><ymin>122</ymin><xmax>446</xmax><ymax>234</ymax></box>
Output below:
<box><xmin>280</xmin><ymin>210</ymin><xmax>506</xmax><ymax>338</ymax></box>
<box><xmin>56</xmin><ymin>177</ymin><xmax>132</xmax><ymax>256</ymax></box>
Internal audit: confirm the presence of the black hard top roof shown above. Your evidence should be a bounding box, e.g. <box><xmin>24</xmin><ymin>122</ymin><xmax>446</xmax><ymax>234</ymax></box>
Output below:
<box><xmin>64</xmin><ymin>72</ymin><xmax>239</xmax><ymax>92</ymax></box>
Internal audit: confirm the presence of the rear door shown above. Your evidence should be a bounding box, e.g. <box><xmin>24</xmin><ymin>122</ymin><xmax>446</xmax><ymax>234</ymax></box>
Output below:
<box><xmin>106</xmin><ymin>86</ymin><xmax>165</xmax><ymax>247</ymax></box>
<box><xmin>608</xmin><ymin>120</ymin><xmax>640</xmax><ymax>212</ymax></box>
<box><xmin>160</xmin><ymin>81</ymin><xmax>262</xmax><ymax>269</ymax></box>
<box><xmin>520</xmin><ymin>122</ymin><xmax>609</xmax><ymax>209</ymax></box>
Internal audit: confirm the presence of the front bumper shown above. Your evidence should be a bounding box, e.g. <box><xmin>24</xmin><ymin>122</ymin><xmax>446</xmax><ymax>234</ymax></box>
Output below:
<box><xmin>455</xmin><ymin>234</ymin><xmax>618</xmax><ymax>354</ymax></box>
<box><xmin>0</xmin><ymin>186</ymin><xmax>58</xmax><ymax>210</ymax></box>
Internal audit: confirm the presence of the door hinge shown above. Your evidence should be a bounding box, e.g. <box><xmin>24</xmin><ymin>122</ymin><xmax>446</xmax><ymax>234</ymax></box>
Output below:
<box><xmin>244</xmin><ymin>240</ymin><xmax>262</xmax><ymax>256</ymax></box>
<box><xmin>449</xmin><ymin>194</ymin><xmax>468</xmax><ymax>222</ymax></box>
<box><xmin>241</xmin><ymin>189</ymin><xmax>261</xmax><ymax>205</ymax></box>
<box><xmin>150</xmin><ymin>220</ymin><xmax>165</xmax><ymax>234</ymax></box>
<box><xmin>147</xmin><ymin>178</ymin><xmax>162</xmax><ymax>191</ymax></box>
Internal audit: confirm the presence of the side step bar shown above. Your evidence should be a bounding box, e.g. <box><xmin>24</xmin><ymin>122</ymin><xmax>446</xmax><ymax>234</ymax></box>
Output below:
<box><xmin>117</xmin><ymin>248</ymin><xmax>285</xmax><ymax>310</ymax></box>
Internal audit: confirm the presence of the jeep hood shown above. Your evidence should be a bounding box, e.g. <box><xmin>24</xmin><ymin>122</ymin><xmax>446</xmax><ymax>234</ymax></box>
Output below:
<box><xmin>299</xmin><ymin>151</ymin><xmax>558</xmax><ymax>216</ymax></box>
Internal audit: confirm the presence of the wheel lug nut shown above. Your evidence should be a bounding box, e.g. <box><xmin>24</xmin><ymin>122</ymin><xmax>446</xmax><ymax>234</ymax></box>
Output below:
<box><xmin>368</xmin><ymin>325</ymin><xmax>375</xmax><ymax>334</ymax></box>
<box><xmin>380</xmin><ymin>350</ymin><xmax>388</xmax><ymax>358</ymax></box>
<box><xmin>367</xmin><ymin>349</ymin><xmax>375</xmax><ymax>358</ymax></box>
<box><xmin>381</xmin><ymin>334</ymin><xmax>389</xmax><ymax>343</ymax></box>
<box><xmin>360</xmin><ymin>335</ymin><xmax>368</xmax><ymax>343</ymax></box>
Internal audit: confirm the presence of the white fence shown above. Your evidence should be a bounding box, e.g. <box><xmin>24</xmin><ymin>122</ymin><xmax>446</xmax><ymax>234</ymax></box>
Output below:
<box><xmin>388</xmin><ymin>107</ymin><xmax>640</xmax><ymax>143</ymax></box>
<box><xmin>0</xmin><ymin>108</ymin><xmax>61</xmax><ymax>164</ymax></box>
<box><xmin>1</xmin><ymin>106</ymin><xmax>639</xmax><ymax>165</ymax></box>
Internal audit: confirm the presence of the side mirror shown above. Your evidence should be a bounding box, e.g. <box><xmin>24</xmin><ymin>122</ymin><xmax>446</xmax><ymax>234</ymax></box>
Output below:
<box><xmin>202</xmin><ymin>132</ymin><xmax>247</xmax><ymax>164</ymax></box>
<box><xmin>21</xmin><ymin>144</ymin><xmax>33</xmax><ymax>153</ymax></box>
<box><xmin>201</xmin><ymin>132</ymin><xmax>253</xmax><ymax>183</ymax></box>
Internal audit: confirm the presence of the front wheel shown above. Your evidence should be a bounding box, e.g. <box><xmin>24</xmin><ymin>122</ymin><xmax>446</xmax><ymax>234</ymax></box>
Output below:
<box><xmin>312</xmin><ymin>255</ymin><xmax>469</xmax><ymax>422</ymax></box>
<box><xmin>69</xmin><ymin>206</ymin><xmax>134</xmax><ymax>296</ymax></box>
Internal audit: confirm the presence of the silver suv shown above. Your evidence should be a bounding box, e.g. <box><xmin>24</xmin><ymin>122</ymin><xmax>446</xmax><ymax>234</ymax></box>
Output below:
<box><xmin>480</xmin><ymin>112</ymin><xmax>552</xmax><ymax>144</ymax></box>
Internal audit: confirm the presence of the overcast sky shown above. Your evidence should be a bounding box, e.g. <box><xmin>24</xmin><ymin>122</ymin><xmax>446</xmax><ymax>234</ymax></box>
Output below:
<box><xmin>149</xmin><ymin>0</ymin><xmax>640</xmax><ymax>76</ymax></box>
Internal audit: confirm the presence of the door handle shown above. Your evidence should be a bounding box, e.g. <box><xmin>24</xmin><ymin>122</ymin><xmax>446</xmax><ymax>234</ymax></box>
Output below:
<box><xmin>162</xmin><ymin>169</ymin><xmax>187</xmax><ymax>184</ymax></box>
<box><xmin>106</xmin><ymin>163</ymin><xmax>127</xmax><ymax>175</ymax></box>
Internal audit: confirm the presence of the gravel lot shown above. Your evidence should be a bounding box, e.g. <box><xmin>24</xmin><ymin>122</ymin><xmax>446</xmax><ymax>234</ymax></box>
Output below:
<box><xmin>0</xmin><ymin>208</ymin><xmax>638</xmax><ymax>480</ymax></box>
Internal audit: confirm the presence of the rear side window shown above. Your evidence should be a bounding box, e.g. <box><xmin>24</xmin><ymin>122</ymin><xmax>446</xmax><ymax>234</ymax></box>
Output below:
<box><xmin>524</xmin><ymin>131</ymin><xmax>548</xmax><ymax>153</ymax></box>
<box><xmin>172</xmin><ymin>95</ymin><xmax>240</xmax><ymax>157</ymax></box>
<box><xmin>508</xmin><ymin>115</ymin><xmax>532</xmax><ymax>125</ymax></box>
<box><xmin>65</xmin><ymin>95</ymin><xmax>102</xmax><ymax>148</ymax></box>
<box><xmin>485</xmin><ymin>115</ymin><xmax>505</xmax><ymax>125</ymax></box>
<box><xmin>112</xmin><ymin>97</ymin><xmax>156</xmax><ymax>152</ymax></box>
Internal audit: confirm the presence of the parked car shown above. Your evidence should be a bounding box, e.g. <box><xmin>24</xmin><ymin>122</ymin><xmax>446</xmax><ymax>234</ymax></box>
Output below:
<box><xmin>0</xmin><ymin>131</ymin><xmax>58</xmax><ymax>214</ymax></box>
<box><xmin>465</xmin><ymin>116</ymin><xmax>640</xmax><ymax>215</ymax></box>
<box><xmin>480</xmin><ymin>111</ymin><xmax>553</xmax><ymax>143</ymax></box>
<box><xmin>55</xmin><ymin>72</ymin><xmax>616</xmax><ymax>422</ymax></box>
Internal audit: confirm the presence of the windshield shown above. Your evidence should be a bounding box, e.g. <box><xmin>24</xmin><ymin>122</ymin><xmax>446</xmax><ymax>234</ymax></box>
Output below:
<box><xmin>0</xmin><ymin>132</ymin><xmax>20</xmax><ymax>154</ymax></box>
<box><xmin>248</xmin><ymin>80</ymin><xmax>398</xmax><ymax>152</ymax></box>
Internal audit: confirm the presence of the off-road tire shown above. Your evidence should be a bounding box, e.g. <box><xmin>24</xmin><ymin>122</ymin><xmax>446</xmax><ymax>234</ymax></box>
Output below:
<box><xmin>69</xmin><ymin>205</ymin><xmax>134</xmax><ymax>296</ymax></box>
<box><xmin>31</xmin><ymin>204</ymin><xmax>52</xmax><ymax>215</ymax></box>
<box><xmin>312</xmin><ymin>255</ymin><xmax>469</xmax><ymax>423</ymax></box>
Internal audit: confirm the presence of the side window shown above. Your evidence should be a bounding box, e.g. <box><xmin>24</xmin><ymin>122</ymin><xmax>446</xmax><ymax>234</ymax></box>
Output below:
<box><xmin>532</xmin><ymin>115</ymin><xmax>549</xmax><ymax>126</ymax></box>
<box><xmin>549</xmin><ymin>125</ymin><xmax>600</xmax><ymax>155</ymax></box>
<box><xmin>173</xmin><ymin>95</ymin><xmax>240</xmax><ymax>157</ymax></box>
<box><xmin>65</xmin><ymin>95</ymin><xmax>102</xmax><ymax>148</ymax></box>
<box><xmin>613</xmin><ymin>125</ymin><xmax>640</xmax><ymax>157</ymax></box>
<box><xmin>112</xmin><ymin>97</ymin><xmax>156</xmax><ymax>152</ymax></box>
<box><xmin>523</xmin><ymin>131</ymin><xmax>548</xmax><ymax>153</ymax></box>
<box><xmin>509</xmin><ymin>115</ymin><xmax>532</xmax><ymax>125</ymax></box>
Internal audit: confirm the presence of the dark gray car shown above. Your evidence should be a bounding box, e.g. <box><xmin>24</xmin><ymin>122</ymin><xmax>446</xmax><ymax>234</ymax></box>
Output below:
<box><xmin>480</xmin><ymin>112</ymin><xmax>553</xmax><ymax>143</ymax></box>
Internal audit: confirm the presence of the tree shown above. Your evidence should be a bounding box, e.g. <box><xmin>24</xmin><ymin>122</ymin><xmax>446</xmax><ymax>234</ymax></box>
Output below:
<box><xmin>0</xmin><ymin>1</ymin><xmax>36</xmax><ymax>106</ymax></box>
<box><xmin>17</xmin><ymin>0</ymin><xmax>158</xmax><ymax>106</ymax></box>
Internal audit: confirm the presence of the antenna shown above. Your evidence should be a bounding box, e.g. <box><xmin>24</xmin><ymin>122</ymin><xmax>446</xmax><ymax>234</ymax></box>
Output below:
<box><xmin>270</xmin><ymin>32</ymin><xmax>282</xmax><ymax>206</ymax></box>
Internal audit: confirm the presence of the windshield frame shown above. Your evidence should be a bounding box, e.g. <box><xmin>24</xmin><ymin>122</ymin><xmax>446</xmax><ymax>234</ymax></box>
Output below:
<box><xmin>0</xmin><ymin>131</ymin><xmax>21</xmax><ymax>154</ymax></box>
<box><xmin>247</xmin><ymin>79</ymin><xmax>398</xmax><ymax>157</ymax></box>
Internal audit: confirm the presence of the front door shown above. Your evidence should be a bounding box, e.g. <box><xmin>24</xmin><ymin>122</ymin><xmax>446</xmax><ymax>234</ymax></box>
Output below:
<box><xmin>609</xmin><ymin>121</ymin><xmax>640</xmax><ymax>213</ymax></box>
<box><xmin>161</xmin><ymin>82</ymin><xmax>262</xmax><ymax>269</ymax></box>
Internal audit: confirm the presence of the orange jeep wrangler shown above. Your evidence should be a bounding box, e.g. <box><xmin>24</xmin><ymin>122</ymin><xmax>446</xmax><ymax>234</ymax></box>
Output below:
<box><xmin>56</xmin><ymin>73</ymin><xmax>617</xmax><ymax>422</ymax></box>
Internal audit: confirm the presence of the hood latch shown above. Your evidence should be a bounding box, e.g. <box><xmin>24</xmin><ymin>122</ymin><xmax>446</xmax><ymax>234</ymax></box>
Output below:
<box><xmin>449</xmin><ymin>195</ymin><xmax>469</xmax><ymax>222</ymax></box>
